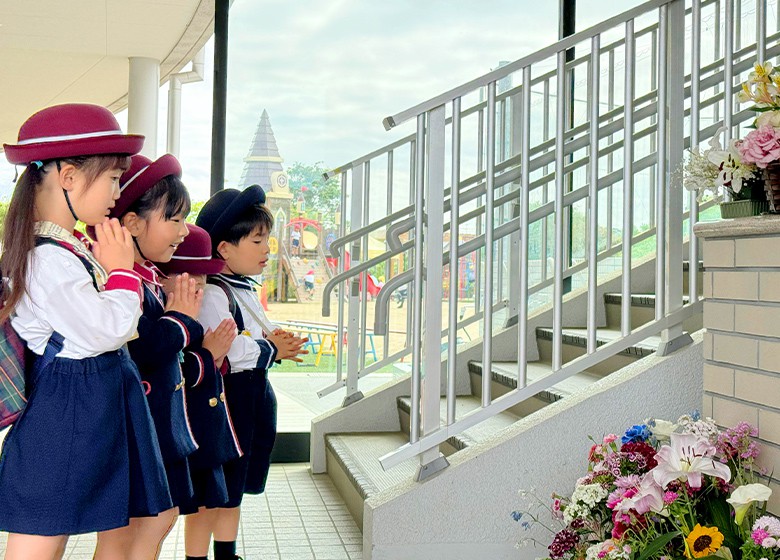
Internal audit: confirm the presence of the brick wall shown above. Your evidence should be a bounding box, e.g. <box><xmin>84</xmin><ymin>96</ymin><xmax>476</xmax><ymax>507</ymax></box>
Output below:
<box><xmin>697</xmin><ymin>227</ymin><xmax>780</xmax><ymax>514</ymax></box>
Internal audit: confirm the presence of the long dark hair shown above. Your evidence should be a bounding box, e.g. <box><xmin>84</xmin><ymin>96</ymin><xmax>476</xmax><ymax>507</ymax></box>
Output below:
<box><xmin>0</xmin><ymin>154</ymin><xmax>131</xmax><ymax>323</ymax></box>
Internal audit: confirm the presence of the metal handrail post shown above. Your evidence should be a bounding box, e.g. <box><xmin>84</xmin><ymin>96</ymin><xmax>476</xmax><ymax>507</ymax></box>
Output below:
<box><xmin>659</xmin><ymin>0</ymin><xmax>692</xmax><ymax>355</ymax></box>
<box><xmin>343</xmin><ymin>164</ymin><xmax>365</xmax><ymax>406</ymax></box>
<box><xmin>416</xmin><ymin>104</ymin><xmax>449</xmax><ymax>481</ymax></box>
<box><xmin>409</xmin><ymin>116</ymin><xmax>426</xmax><ymax>444</ymax></box>
<box><xmin>506</xmin><ymin>82</ymin><xmax>524</xmax><ymax>328</ymax></box>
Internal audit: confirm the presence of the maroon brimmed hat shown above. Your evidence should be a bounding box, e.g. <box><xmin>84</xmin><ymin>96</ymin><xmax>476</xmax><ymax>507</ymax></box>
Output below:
<box><xmin>4</xmin><ymin>103</ymin><xmax>144</xmax><ymax>165</ymax></box>
<box><xmin>110</xmin><ymin>153</ymin><xmax>182</xmax><ymax>218</ymax></box>
<box><xmin>156</xmin><ymin>224</ymin><xmax>225</xmax><ymax>276</ymax></box>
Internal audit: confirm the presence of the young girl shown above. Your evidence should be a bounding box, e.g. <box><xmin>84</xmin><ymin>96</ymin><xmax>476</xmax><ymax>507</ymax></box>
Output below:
<box><xmin>197</xmin><ymin>186</ymin><xmax>307</xmax><ymax>560</ymax></box>
<box><xmin>0</xmin><ymin>103</ymin><xmax>171</xmax><ymax>559</ymax></box>
<box><xmin>103</xmin><ymin>153</ymin><xmax>203</xmax><ymax>556</ymax></box>
<box><xmin>156</xmin><ymin>225</ymin><xmax>243</xmax><ymax>560</ymax></box>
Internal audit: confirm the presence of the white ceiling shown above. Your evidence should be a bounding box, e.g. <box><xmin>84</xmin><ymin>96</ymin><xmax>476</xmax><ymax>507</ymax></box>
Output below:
<box><xmin>0</xmin><ymin>0</ymin><xmax>214</xmax><ymax>146</ymax></box>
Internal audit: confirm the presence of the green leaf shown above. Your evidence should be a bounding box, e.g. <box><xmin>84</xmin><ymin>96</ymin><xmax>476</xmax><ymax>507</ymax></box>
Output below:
<box><xmin>707</xmin><ymin>498</ymin><xmax>742</xmax><ymax>552</ymax></box>
<box><xmin>637</xmin><ymin>531</ymin><xmax>682</xmax><ymax>560</ymax></box>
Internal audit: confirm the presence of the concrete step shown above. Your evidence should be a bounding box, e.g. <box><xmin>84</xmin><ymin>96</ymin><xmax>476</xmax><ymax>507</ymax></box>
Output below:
<box><xmin>467</xmin><ymin>360</ymin><xmax>603</xmax><ymax>416</ymax></box>
<box><xmin>325</xmin><ymin>432</ymin><xmax>415</xmax><ymax>528</ymax></box>
<box><xmin>535</xmin><ymin>327</ymin><xmax>660</xmax><ymax>375</ymax></box>
<box><xmin>604</xmin><ymin>293</ymin><xmax>700</xmax><ymax>331</ymax></box>
<box><xmin>396</xmin><ymin>395</ymin><xmax>520</xmax><ymax>454</ymax></box>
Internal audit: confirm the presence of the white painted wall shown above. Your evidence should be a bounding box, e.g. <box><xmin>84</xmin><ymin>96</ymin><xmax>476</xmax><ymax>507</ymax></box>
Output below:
<box><xmin>363</xmin><ymin>332</ymin><xmax>704</xmax><ymax>560</ymax></box>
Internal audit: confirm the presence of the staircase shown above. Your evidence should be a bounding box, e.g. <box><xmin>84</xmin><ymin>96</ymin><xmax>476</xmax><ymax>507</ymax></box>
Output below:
<box><xmin>324</xmin><ymin>282</ymin><xmax>703</xmax><ymax>527</ymax></box>
<box><xmin>307</xmin><ymin>0</ymin><xmax>775</xmax><ymax>557</ymax></box>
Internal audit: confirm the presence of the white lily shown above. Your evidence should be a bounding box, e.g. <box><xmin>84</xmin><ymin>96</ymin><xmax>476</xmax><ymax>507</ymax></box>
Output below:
<box><xmin>652</xmin><ymin>433</ymin><xmax>732</xmax><ymax>489</ymax></box>
<box><xmin>726</xmin><ymin>483</ymin><xmax>773</xmax><ymax>525</ymax></box>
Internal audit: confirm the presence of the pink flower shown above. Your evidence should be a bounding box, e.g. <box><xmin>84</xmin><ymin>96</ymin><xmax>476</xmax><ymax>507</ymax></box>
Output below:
<box><xmin>753</xmin><ymin>528</ymin><xmax>770</xmax><ymax>545</ymax></box>
<box><xmin>652</xmin><ymin>433</ymin><xmax>731</xmax><ymax>489</ymax></box>
<box><xmin>738</xmin><ymin>124</ymin><xmax>780</xmax><ymax>168</ymax></box>
<box><xmin>604</xmin><ymin>434</ymin><xmax>618</xmax><ymax>444</ymax></box>
<box><xmin>616</xmin><ymin>473</ymin><xmax>664</xmax><ymax>514</ymax></box>
<box><xmin>663</xmin><ymin>491</ymin><xmax>678</xmax><ymax>504</ymax></box>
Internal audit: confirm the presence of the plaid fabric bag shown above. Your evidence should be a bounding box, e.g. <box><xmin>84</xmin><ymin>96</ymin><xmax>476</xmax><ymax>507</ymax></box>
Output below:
<box><xmin>0</xmin><ymin>238</ymin><xmax>98</xmax><ymax>430</ymax></box>
<box><xmin>0</xmin><ymin>308</ymin><xmax>27</xmax><ymax>430</ymax></box>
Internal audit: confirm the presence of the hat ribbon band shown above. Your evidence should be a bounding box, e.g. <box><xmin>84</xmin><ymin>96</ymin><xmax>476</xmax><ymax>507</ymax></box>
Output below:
<box><xmin>170</xmin><ymin>255</ymin><xmax>213</xmax><ymax>261</ymax></box>
<box><xmin>120</xmin><ymin>165</ymin><xmax>150</xmax><ymax>192</ymax></box>
<box><xmin>16</xmin><ymin>129</ymin><xmax>125</xmax><ymax>146</ymax></box>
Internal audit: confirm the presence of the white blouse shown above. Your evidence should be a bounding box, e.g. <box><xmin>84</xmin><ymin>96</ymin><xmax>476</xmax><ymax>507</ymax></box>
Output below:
<box><xmin>199</xmin><ymin>284</ymin><xmax>277</xmax><ymax>372</ymax></box>
<box><xmin>11</xmin><ymin>244</ymin><xmax>143</xmax><ymax>358</ymax></box>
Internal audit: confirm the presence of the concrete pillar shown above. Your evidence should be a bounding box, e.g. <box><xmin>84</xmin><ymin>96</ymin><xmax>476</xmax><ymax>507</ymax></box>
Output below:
<box><xmin>128</xmin><ymin>57</ymin><xmax>160</xmax><ymax>158</ymax></box>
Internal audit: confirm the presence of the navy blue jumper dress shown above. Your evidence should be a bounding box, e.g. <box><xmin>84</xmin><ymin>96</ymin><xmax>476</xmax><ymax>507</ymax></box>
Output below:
<box><xmin>178</xmin><ymin>346</ymin><xmax>243</xmax><ymax>514</ymax></box>
<box><xmin>205</xmin><ymin>275</ymin><xmax>277</xmax><ymax>506</ymax></box>
<box><xmin>0</xmin><ymin>237</ymin><xmax>171</xmax><ymax>535</ymax></box>
<box><xmin>127</xmin><ymin>262</ymin><xmax>201</xmax><ymax>507</ymax></box>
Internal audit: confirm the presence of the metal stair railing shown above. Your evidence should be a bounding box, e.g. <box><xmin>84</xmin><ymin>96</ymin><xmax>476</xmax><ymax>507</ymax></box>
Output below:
<box><xmin>320</xmin><ymin>0</ymin><xmax>766</xmax><ymax>387</ymax></box>
<box><xmin>319</xmin><ymin>0</ymin><xmax>775</xmax><ymax>476</ymax></box>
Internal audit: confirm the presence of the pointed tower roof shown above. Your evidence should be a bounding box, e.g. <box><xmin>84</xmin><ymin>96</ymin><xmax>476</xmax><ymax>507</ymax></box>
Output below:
<box><xmin>239</xmin><ymin>109</ymin><xmax>284</xmax><ymax>191</ymax></box>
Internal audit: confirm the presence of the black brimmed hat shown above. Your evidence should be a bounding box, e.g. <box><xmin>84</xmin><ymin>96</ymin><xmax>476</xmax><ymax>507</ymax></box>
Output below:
<box><xmin>195</xmin><ymin>185</ymin><xmax>266</xmax><ymax>247</ymax></box>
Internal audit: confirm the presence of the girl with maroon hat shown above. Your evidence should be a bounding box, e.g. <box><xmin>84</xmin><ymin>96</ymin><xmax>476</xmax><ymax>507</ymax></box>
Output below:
<box><xmin>0</xmin><ymin>104</ymin><xmax>171</xmax><ymax>558</ymax></box>
<box><xmin>156</xmin><ymin>225</ymin><xmax>245</xmax><ymax>559</ymax></box>
<box><xmin>102</xmin><ymin>152</ymin><xmax>205</xmax><ymax>555</ymax></box>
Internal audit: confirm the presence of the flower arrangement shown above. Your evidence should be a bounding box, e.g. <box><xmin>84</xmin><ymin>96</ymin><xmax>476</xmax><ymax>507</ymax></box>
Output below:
<box><xmin>681</xmin><ymin>61</ymin><xmax>780</xmax><ymax>210</ymax></box>
<box><xmin>514</xmin><ymin>414</ymin><xmax>778</xmax><ymax>560</ymax></box>
<box><xmin>681</xmin><ymin>129</ymin><xmax>761</xmax><ymax>204</ymax></box>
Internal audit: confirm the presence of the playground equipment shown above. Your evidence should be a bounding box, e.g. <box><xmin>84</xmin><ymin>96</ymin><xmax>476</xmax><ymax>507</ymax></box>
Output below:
<box><xmin>276</xmin><ymin>218</ymin><xmax>335</xmax><ymax>303</ymax></box>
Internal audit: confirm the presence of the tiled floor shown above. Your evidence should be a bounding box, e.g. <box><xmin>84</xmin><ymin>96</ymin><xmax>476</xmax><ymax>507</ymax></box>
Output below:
<box><xmin>0</xmin><ymin>464</ymin><xmax>362</xmax><ymax>560</ymax></box>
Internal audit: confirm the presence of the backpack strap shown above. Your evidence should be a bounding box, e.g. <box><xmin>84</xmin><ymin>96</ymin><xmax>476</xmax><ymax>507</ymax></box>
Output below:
<box><xmin>207</xmin><ymin>276</ymin><xmax>245</xmax><ymax>332</ymax></box>
<box><xmin>35</xmin><ymin>237</ymin><xmax>99</xmax><ymax>291</ymax></box>
<box><xmin>31</xmin><ymin>238</ymin><xmax>97</xmax><ymax>372</ymax></box>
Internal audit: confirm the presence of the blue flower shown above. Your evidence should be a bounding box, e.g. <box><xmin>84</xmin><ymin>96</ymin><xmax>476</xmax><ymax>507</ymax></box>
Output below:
<box><xmin>511</xmin><ymin>511</ymin><xmax>523</xmax><ymax>522</ymax></box>
<box><xmin>621</xmin><ymin>424</ymin><xmax>650</xmax><ymax>444</ymax></box>
<box><xmin>521</xmin><ymin>521</ymin><xmax>531</xmax><ymax>530</ymax></box>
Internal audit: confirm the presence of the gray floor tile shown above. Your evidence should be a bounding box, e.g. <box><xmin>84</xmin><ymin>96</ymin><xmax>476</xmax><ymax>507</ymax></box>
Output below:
<box><xmin>0</xmin><ymin>463</ymin><xmax>361</xmax><ymax>559</ymax></box>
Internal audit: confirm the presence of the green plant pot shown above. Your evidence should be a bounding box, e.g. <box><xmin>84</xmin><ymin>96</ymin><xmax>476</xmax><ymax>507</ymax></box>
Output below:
<box><xmin>719</xmin><ymin>199</ymin><xmax>769</xmax><ymax>218</ymax></box>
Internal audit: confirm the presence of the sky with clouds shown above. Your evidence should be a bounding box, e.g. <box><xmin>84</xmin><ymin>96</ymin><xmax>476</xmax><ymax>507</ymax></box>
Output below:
<box><xmin>1</xmin><ymin>0</ymin><xmax>644</xmax><ymax>202</ymax></box>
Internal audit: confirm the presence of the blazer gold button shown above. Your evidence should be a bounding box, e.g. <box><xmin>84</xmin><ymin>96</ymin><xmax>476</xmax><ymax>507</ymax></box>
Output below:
<box><xmin>209</xmin><ymin>397</ymin><xmax>218</xmax><ymax>407</ymax></box>
<box><xmin>220</xmin><ymin>392</ymin><xmax>226</xmax><ymax>402</ymax></box>
<box><xmin>175</xmin><ymin>380</ymin><xmax>185</xmax><ymax>391</ymax></box>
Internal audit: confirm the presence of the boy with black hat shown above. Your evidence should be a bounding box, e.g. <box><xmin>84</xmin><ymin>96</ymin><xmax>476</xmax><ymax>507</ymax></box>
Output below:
<box><xmin>195</xmin><ymin>185</ymin><xmax>307</xmax><ymax>560</ymax></box>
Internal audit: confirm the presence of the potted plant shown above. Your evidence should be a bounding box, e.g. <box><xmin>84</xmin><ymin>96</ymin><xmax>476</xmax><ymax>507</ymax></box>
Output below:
<box><xmin>681</xmin><ymin>128</ymin><xmax>767</xmax><ymax>218</ymax></box>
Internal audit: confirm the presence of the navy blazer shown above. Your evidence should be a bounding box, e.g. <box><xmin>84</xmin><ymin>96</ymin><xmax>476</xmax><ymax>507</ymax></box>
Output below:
<box><xmin>127</xmin><ymin>284</ymin><xmax>202</xmax><ymax>463</ymax></box>
<box><xmin>182</xmin><ymin>347</ymin><xmax>243</xmax><ymax>469</ymax></box>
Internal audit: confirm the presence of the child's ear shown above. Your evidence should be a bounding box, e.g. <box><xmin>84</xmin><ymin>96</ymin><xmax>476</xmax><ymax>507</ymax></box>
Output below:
<box><xmin>121</xmin><ymin>212</ymin><xmax>145</xmax><ymax>236</ymax></box>
<box><xmin>58</xmin><ymin>163</ymin><xmax>78</xmax><ymax>192</ymax></box>
<box><xmin>216</xmin><ymin>240</ymin><xmax>231</xmax><ymax>261</ymax></box>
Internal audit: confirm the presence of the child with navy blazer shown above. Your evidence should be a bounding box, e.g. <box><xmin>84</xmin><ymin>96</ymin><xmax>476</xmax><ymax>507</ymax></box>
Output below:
<box><xmin>104</xmin><ymin>153</ymin><xmax>204</xmax><ymax>554</ymax></box>
<box><xmin>195</xmin><ymin>186</ymin><xmax>308</xmax><ymax>560</ymax></box>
